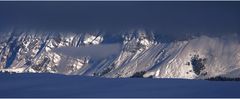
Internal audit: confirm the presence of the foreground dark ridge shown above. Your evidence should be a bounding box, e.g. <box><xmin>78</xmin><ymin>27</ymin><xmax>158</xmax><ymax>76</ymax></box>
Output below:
<box><xmin>1</xmin><ymin>73</ymin><xmax>240</xmax><ymax>98</ymax></box>
<box><xmin>207</xmin><ymin>76</ymin><xmax>240</xmax><ymax>81</ymax></box>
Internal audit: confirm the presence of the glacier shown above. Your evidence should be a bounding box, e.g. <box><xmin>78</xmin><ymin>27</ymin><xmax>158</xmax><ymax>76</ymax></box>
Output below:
<box><xmin>0</xmin><ymin>30</ymin><xmax>240</xmax><ymax>80</ymax></box>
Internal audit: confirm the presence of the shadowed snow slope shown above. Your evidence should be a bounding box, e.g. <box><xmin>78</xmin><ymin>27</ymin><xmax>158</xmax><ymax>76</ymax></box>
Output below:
<box><xmin>0</xmin><ymin>73</ymin><xmax>240</xmax><ymax>98</ymax></box>
<box><xmin>1</xmin><ymin>31</ymin><xmax>240</xmax><ymax>79</ymax></box>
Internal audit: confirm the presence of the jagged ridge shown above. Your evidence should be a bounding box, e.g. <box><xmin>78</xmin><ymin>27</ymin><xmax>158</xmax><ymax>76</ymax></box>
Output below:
<box><xmin>1</xmin><ymin>30</ymin><xmax>240</xmax><ymax>79</ymax></box>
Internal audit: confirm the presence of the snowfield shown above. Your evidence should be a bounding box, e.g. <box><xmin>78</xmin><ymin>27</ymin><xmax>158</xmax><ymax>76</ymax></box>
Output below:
<box><xmin>1</xmin><ymin>1</ymin><xmax>240</xmax><ymax>98</ymax></box>
<box><xmin>0</xmin><ymin>73</ymin><xmax>240</xmax><ymax>98</ymax></box>
<box><xmin>1</xmin><ymin>31</ymin><xmax>240</xmax><ymax>98</ymax></box>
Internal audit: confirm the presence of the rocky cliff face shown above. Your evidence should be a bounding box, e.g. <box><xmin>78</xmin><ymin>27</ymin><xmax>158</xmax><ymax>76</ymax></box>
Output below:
<box><xmin>1</xmin><ymin>30</ymin><xmax>240</xmax><ymax>79</ymax></box>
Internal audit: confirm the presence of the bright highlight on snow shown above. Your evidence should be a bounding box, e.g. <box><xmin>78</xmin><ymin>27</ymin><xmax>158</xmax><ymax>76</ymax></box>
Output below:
<box><xmin>0</xmin><ymin>31</ymin><xmax>240</xmax><ymax>80</ymax></box>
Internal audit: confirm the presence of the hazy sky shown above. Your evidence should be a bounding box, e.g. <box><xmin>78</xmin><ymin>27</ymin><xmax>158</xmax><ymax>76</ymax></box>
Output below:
<box><xmin>0</xmin><ymin>2</ymin><xmax>240</xmax><ymax>37</ymax></box>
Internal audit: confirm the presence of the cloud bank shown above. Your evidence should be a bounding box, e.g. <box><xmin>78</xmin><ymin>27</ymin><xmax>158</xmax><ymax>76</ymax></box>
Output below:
<box><xmin>53</xmin><ymin>44</ymin><xmax>122</xmax><ymax>60</ymax></box>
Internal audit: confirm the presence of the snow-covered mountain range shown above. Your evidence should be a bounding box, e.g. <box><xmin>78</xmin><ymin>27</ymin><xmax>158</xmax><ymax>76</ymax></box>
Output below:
<box><xmin>1</xmin><ymin>30</ymin><xmax>240</xmax><ymax>79</ymax></box>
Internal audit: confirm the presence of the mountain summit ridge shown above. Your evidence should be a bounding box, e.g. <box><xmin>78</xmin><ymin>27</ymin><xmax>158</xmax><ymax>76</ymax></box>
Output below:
<box><xmin>1</xmin><ymin>30</ymin><xmax>240</xmax><ymax>79</ymax></box>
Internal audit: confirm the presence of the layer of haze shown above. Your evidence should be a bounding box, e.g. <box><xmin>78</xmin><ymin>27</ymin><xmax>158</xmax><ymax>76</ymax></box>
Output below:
<box><xmin>0</xmin><ymin>2</ymin><xmax>240</xmax><ymax>38</ymax></box>
<box><xmin>53</xmin><ymin>44</ymin><xmax>122</xmax><ymax>60</ymax></box>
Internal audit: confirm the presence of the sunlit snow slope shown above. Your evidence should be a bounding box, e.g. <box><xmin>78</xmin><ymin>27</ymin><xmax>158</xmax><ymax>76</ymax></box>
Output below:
<box><xmin>1</xmin><ymin>30</ymin><xmax>240</xmax><ymax>79</ymax></box>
